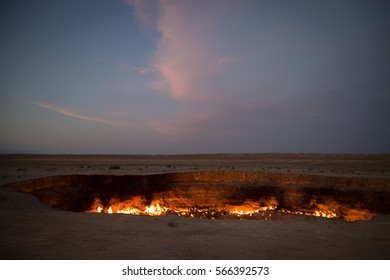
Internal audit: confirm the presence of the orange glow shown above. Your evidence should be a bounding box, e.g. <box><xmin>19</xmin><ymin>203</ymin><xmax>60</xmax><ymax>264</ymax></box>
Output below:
<box><xmin>279</xmin><ymin>209</ymin><xmax>338</xmax><ymax>219</ymax></box>
<box><xmin>343</xmin><ymin>209</ymin><xmax>375</xmax><ymax>221</ymax></box>
<box><xmin>87</xmin><ymin>196</ymin><xmax>375</xmax><ymax>221</ymax></box>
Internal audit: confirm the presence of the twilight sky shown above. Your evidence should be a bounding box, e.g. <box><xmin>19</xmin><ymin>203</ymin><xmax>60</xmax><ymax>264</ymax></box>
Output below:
<box><xmin>1</xmin><ymin>0</ymin><xmax>389</xmax><ymax>154</ymax></box>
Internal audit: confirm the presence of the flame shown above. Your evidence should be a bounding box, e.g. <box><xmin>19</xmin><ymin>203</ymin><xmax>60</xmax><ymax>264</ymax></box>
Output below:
<box><xmin>117</xmin><ymin>208</ymin><xmax>142</xmax><ymax>215</ymax></box>
<box><xmin>228</xmin><ymin>200</ymin><xmax>277</xmax><ymax>216</ymax></box>
<box><xmin>87</xmin><ymin>196</ymin><xmax>375</xmax><ymax>221</ymax></box>
<box><xmin>144</xmin><ymin>203</ymin><xmax>169</xmax><ymax>216</ymax></box>
<box><xmin>279</xmin><ymin>209</ymin><xmax>338</xmax><ymax>219</ymax></box>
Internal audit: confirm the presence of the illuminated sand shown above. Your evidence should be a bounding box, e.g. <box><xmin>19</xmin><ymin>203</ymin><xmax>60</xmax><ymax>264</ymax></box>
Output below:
<box><xmin>0</xmin><ymin>154</ymin><xmax>389</xmax><ymax>259</ymax></box>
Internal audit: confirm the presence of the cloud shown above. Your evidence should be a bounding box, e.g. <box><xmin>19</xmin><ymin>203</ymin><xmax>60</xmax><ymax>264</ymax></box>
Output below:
<box><xmin>124</xmin><ymin>0</ymin><xmax>250</xmax><ymax>139</ymax></box>
<box><xmin>125</xmin><ymin>0</ymin><xmax>390</xmax><ymax>153</ymax></box>
<box><xmin>17</xmin><ymin>97</ymin><xmax>127</xmax><ymax>127</ymax></box>
<box><xmin>129</xmin><ymin>0</ymin><xmax>237</xmax><ymax>102</ymax></box>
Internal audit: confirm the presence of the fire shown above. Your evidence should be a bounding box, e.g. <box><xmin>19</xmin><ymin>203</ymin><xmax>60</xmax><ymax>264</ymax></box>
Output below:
<box><xmin>279</xmin><ymin>209</ymin><xmax>338</xmax><ymax>219</ymax></box>
<box><xmin>144</xmin><ymin>203</ymin><xmax>169</xmax><ymax>216</ymax></box>
<box><xmin>314</xmin><ymin>210</ymin><xmax>337</xmax><ymax>218</ymax></box>
<box><xmin>117</xmin><ymin>208</ymin><xmax>142</xmax><ymax>215</ymax></box>
<box><xmin>87</xmin><ymin>196</ymin><xmax>375</xmax><ymax>221</ymax></box>
<box><xmin>92</xmin><ymin>199</ymin><xmax>169</xmax><ymax>216</ymax></box>
<box><xmin>230</xmin><ymin>203</ymin><xmax>277</xmax><ymax>216</ymax></box>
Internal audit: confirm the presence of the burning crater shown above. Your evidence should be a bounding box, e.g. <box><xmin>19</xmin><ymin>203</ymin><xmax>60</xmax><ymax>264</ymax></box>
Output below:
<box><xmin>3</xmin><ymin>171</ymin><xmax>390</xmax><ymax>221</ymax></box>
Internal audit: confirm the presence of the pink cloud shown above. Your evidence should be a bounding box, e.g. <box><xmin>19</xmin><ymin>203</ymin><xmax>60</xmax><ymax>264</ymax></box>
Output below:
<box><xmin>154</xmin><ymin>2</ymin><xmax>219</xmax><ymax>101</ymax></box>
<box><xmin>126</xmin><ymin>1</ymin><xmax>253</xmax><ymax>139</ymax></box>
<box><xmin>19</xmin><ymin>98</ymin><xmax>127</xmax><ymax>127</ymax></box>
<box><xmin>130</xmin><ymin>0</ymin><xmax>237</xmax><ymax>102</ymax></box>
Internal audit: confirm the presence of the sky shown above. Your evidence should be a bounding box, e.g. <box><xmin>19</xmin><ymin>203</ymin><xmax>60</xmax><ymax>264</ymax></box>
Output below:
<box><xmin>0</xmin><ymin>0</ymin><xmax>389</xmax><ymax>154</ymax></box>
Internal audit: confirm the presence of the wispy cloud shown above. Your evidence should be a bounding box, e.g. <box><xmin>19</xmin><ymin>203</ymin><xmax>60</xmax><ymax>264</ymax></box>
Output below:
<box><xmin>17</xmin><ymin>97</ymin><xmax>127</xmax><ymax>127</ymax></box>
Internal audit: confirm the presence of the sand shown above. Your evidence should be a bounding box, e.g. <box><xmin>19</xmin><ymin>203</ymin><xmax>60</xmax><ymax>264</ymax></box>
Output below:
<box><xmin>0</xmin><ymin>154</ymin><xmax>389</xmax><ymax>259</ymax></box>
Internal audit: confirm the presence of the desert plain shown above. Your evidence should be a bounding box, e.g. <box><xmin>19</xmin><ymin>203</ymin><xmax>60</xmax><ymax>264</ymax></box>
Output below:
<box><xmin>0</xmin><ymin>153</ymin><xmax>389</xmax><ymax>259</ymax></box>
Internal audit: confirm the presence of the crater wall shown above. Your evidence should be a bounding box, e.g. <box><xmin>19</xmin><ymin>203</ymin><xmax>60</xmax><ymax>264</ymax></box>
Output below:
<box><xmin>2</xmin><ymin>171</ymin><xmax>390</xmax><ymax>218</ymax></box>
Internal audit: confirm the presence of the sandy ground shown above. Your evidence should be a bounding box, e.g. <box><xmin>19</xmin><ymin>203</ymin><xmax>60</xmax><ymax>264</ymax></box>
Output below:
<box><xmin>1</xmin><ymin>154</ymin><xmax>390</xmax><ymax>185</ymax></box>
<box><xmin>0</xmin><ymin>154</ymin><xmax>390</xmax><ymax>259</ymax></box>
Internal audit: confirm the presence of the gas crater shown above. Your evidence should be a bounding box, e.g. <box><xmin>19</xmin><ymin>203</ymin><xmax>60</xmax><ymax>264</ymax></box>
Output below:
<box><xmin>3</xmin><ymin>171</ymin><xmax>390</xmax><ymax>221</ymax></box>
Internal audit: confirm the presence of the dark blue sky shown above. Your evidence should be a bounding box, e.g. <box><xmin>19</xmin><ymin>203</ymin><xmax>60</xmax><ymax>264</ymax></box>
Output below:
<box><xmin>1</xmin><ymin>0</ymin><xmax>389</xmax><ymax>154</ymax></box>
